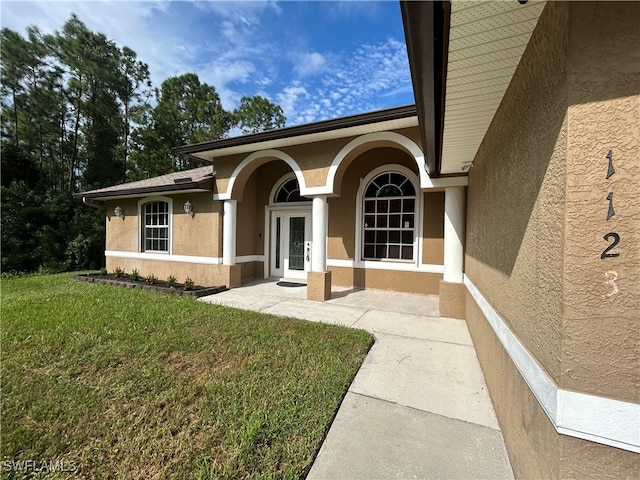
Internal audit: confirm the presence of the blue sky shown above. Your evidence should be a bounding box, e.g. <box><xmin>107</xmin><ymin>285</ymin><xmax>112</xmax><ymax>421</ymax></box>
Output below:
<box><xmin>1</xmin><ymin>0</ymin><xmax>414</xmax><ymax>126</ymax></box>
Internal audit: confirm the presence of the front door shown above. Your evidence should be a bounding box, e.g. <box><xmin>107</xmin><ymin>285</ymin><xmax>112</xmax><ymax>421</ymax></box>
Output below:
<box><xmin>271</xmin><ymin>211</ymin><xmax>311</xmax><ymax>280</ymax></box>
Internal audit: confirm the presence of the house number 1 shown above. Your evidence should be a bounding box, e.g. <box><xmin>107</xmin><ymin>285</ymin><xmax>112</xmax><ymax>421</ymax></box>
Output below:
<box><xmin>606</xmin><ymin>149</ymin><xmax>615</xmax><ymax>179</ymax></box>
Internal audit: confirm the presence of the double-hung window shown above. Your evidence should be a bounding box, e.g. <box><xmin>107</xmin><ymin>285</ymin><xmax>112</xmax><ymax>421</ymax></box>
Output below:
<box><xmin>363</xmin><ymin>172</ymin><xmax>416</xmax><ymax>261</ymax></box>
<box><xmin>143</xmin><ymin>200</ymin><xmax>169</xmax><ymax>252</ymax></box>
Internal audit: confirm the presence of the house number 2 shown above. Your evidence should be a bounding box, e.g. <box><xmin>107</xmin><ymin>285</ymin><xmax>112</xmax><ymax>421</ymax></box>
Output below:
<box><xmin>601</xmin><ymin>232</ymin><xmax>620</xmax><ymax>259</ymax></box>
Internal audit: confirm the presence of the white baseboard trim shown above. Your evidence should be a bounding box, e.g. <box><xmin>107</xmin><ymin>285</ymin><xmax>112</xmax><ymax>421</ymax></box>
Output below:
<box><xmin>106</xmin><ymin>250</ymin><xmax>222</xmax><ymax>265</ymax></box>
<box><xmin>105</xmin><ymin>251</ymin><xmax>264</xmax><ymax>266</ymax></box>
<box><xmin>464</xmin><ymin>274</ymin><xmax>639</xmax><ymax>453</ymax></box>
<box><xmin>236</xmin><ymin>255</ymin><xmax>265</xmax><ymax>263</ymax></box>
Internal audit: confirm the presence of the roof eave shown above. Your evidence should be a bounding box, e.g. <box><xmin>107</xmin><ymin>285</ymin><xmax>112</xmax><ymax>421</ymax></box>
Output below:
<box><xmin>173</xmin><ymin>104</ymin><xmax>417</xmax><ymax>157</ymax></box>
<box><xmin>401</xmin><ymin>0</ymin><xmax>450</xmax><ymax>178</ymax></box>
<box><xmin>74</xmin><ymin>177</ymin><xmax>215</xmax><ymax>200</ymax></box>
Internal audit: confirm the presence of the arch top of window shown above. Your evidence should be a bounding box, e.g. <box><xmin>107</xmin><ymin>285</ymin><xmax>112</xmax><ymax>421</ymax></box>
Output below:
<box><xmin>365</xmin><ymin>172</ymin><xmax>415</xmax><ymax>198</ymax></box>
<box><xmin>274</xmin><ymin>178</ymin><xmax>310</xmax><ymax>203</ymax></box>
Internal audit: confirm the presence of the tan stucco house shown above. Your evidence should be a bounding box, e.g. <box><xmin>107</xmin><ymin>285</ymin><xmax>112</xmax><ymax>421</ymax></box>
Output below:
<box><xmin>78</xmin><ymin>1</ymin><xmax>638</xmax><ymax>478</ymax></box>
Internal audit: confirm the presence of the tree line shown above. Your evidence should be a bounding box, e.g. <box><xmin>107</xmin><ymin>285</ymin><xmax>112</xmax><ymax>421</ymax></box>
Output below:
<box><xmin>1</xmin><ymin>15</ymin><xmax>286</xmax><ymax>274</ymax></box>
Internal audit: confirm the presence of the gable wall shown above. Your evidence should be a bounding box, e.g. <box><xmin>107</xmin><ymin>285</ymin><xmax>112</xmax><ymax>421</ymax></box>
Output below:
<box><xmin>464</xmin><ymin>2</ymin><xmax>639</xmax><ymax>477</ymax></box>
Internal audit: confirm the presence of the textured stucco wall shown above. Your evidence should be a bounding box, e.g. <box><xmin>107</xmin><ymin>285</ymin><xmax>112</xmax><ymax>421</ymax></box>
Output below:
<box><xmin>104</xmin><ymin>257</ymin><xmax>229</xmax><ymax>287</ymax></box>
<box><xmin>236</xmin><ymin>174</ymin><xmax>258</xmax><ymax>257</ymax></box>
<box><xmin>422</xmin><ymin>191</ymin><xmax>444</xmax><ymax>265</ymax></box>
<box><xmin>466</xmin><ymin>298</ymin><xmax>561</xmax><ymax>479</ymax></box>
<box><xmin>105</xmin><ymin>198</ymin><xmax>139</xmax><ymax>252</ymax></box>
<box><xmin>330</xmin><ymin>266</ymin><xmax>441</xmax><ymax>295</ymax></box>
<box><xmin>466</xmin><ymin>0</ymin><xmax>568</xmax><ymax>385</ymax></box>
<box><xmin>560</xmin><ymin>1</ymin><xmax>639</xmax><ymax>402</ymax></box>
<box><xmin>466</xmin><ymin>295</ymin><xmax>639</xmax><ymax>480</ymax></box>
<box><xmin>105</xmin><ymin>193</ymin><xmax>220</xmax><ymax>258</ymax></box>
<box><xmin>104</xmin><ymin>193</ymin><xmax>221</xmax><ymax>286</ymax></box>
<box><xmin>171</xmin><ymin>193</ymin><xmax>220</xmax><ymax>257</ymax></box>
<box><xmin>465</xmin><ymin>2</ymin><xmax>639</xmax><ymax>478</ymax></box>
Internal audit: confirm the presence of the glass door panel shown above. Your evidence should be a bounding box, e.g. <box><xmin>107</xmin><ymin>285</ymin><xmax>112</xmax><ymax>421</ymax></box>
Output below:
<box><xmin>288</xmin><ymin>216</ymin><xmax>305</xmax><ymax>270</ymax></box>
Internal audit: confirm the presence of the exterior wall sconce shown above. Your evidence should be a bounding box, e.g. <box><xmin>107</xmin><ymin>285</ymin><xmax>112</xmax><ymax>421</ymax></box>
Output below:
<box><xmin>184</xmin><ymin>200</ymin><xmax>194</xmax><ymax>217</ymax></box>
<box><xmin>114</xmin><ymin>205</ymin><xmax>124</xmax><ymax>219</ymax></box>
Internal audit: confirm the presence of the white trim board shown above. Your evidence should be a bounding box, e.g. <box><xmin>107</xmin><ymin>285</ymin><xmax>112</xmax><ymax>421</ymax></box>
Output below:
<box><xmin>464</xmin><ymin>275</ymin><xmax>640</xmax><ymax>453</ymax></box>
<box><xmin>105</xmin><ymin>251</ymin><xmax>262</xmax><ymax>265</ymax></box>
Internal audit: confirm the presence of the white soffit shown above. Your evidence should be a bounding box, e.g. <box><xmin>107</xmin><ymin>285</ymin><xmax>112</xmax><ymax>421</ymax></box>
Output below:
<box><xmin>441</xmin><ymin>0</ymin><xmax>546</xmax><ymax>174</ymax></box>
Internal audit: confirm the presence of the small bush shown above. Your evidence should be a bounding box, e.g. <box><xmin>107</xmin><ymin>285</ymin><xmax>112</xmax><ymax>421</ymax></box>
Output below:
<box><xmin>167</xmin><ymin>275</ymin><xmax>177</xmax><ymax>287</ymax></box>
<box><xmin>99</xmin><ymin>267</ymin><xmax>107</xmax><ymax>276</ymax></box>
<box><xmin>146</xmin><ymin>273</ymin><xmax>158</xmax><ymax>285</ymax></box>
<box><xmin>113</xmin><ymin>266</ymin><xmax>125</xmax><ymax>278</ymax></box>
<box><xmin>129</xmin><ymin>268</ymin><xmax>140</xmax><ymax>281</ymax></box>
<box><xmin>183</xmin><ymin>277</ymin><xmax>195</xmax><ymax>291</ymax></box>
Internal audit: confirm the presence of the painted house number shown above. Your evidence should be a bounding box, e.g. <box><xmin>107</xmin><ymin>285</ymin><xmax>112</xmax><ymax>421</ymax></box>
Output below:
<box><xmin>601</xmin><ymin>149</ymin><xmax>620</xmax><ymax>297</ymax></box>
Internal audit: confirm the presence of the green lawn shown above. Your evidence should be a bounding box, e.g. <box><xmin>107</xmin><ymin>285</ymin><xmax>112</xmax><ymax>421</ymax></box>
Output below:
<box><xmin>1</xmin><ymin>274</ymin><xmax>373</xmax><ymax>479</ymax></box>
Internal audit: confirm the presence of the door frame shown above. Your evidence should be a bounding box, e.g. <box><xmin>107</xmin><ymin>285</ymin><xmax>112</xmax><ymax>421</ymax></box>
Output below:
<box><xmin>265</xmin><ymin>206</ymin><xmax>312</xmax><ymax>280</ymax></box>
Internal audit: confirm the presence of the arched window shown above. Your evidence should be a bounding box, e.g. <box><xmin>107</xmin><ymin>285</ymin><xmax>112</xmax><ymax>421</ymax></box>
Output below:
<box><xmin>363</xmin><ymin>172</ymin><xmax>416</xmax><ymax>261</ymax></box>
<box><xmin>142</xmin><ymin>200</ymin><xmax>169</xmax><ymax>252</ymax></box>
<box><xmin>274</xmin><ymin>178</ymin><xmax>310</xmax><ymax>203</ymax></box>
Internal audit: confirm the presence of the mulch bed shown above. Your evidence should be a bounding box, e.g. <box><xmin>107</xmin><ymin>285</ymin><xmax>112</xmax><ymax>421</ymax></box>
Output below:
<box><xmin>73</xmin><ymin>273</ymin><xmax>227</xmax><ymax>298</ymax></box>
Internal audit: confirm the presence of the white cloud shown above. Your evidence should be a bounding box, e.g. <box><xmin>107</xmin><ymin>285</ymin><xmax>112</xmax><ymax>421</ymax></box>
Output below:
<box><xmin>293</xmin><ymin>51</ymin><xmax>327</xmax><ymax>77</ymax></box>
<box><xmin>272</xmin><ymin>37</ymin><xmax>412</xmax><ymax>125</ymax></box>
<box><xmin>1</xmin><ymin>1</ymin><xmax>413</xmax><ymax>127</ymax></box>
<box><xmin>275</xmin><ymin>82</ymin><xmax>310</xmax><ymax>120</ymax></box>
<box><xmin>199</xmin><ymin>60</ymin><xmax>255</xmax><ymax>109</ymax></box>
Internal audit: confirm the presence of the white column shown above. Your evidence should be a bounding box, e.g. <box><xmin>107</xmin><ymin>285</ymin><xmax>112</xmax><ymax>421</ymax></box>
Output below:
<box><xmin>311</xmin><ymin>195</ymin><xmax>328</xmax><ymax>272</ymax></box>
<box><xmin>222</xmin><ymin>199</ymin><xmax>237</xmax><ymax>265</ymax></box>
<box><xmin>443</xmin><ymin>187</ymin><xmax>466</xmax><ymax>283</ymax></box>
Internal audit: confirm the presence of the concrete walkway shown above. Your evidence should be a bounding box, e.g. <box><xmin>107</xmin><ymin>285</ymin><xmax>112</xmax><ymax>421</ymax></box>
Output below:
<box><xmin>200</xmin><ymin>280</ymin><xmax>513</xmax><ymax>480</ymax></box>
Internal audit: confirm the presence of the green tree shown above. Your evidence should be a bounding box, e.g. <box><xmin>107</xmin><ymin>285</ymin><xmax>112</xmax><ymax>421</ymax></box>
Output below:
<box><xmin>0</xmin><ymin>28</ymin><xmax>29</xmax><ymax>147</ymax></box>
<box><xmin>130</xmin><ymin>73</ymin><xmax>232</xmax><ymax>174</ymax></box>
<box><xmin>0</xmin><ymin>143</ymin><xmax>40</xmax><ymax>188</ymax></box>
<box><xmin>117</xmin><ymin>46</ymin><xmax>152</xmax><ymax>181</ymax></box>
<box><xmin>154</xmin><ymin>73</ymin><xmax>231</xmax><ymax>170</ymax></box>
<box><xmin>0</xmin><ymin>15</ymin><xmax>288</xmax><ymax>274</ymax></box>
<box><xmin>233</xmin><ymin>95</ymin><xmax>286</xmax><ymax>134</ymax></box>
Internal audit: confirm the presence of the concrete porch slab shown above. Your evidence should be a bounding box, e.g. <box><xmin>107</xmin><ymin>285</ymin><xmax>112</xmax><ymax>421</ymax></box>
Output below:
<box><xmin>353</xmin><ymin>309</ymin><xmax>473</xmax><ymax>345</ymax></box>
<box><xmin>201</xmin><ymin>290</ymin><xmax>283</xmax><ymax>311</ymax></box>
<box><xmin>328</xmin><ymin>288</ymin><xmax>440</xmax><ymax>317</ymax></box>
<box><xmin>263</xmin><ymin>298</ymin><xmax>367</xmax><ymax>327</ymax></box>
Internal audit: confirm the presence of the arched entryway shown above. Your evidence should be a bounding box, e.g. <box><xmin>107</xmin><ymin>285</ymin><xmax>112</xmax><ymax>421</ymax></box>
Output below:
<box><xmin>267</xmin><ymin>174</ymin><xmax>312</xmax><ymax>280</ymax></box>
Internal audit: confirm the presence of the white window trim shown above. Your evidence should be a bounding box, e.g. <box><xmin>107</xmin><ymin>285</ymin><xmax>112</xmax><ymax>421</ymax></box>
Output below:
<box><xmin>269</xmin><ymin>172</ymin><xmax>312</xmax><ymax>206</ymax></box>
<box><xmin>355</xmin><ymin>165</ymin><xmax>423</xmax><ymax>268</ymax></box>
<box><xmin>137</xmin><ymin>196</ymin><xmax>173</xmax><ymax>255</ymax></box>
